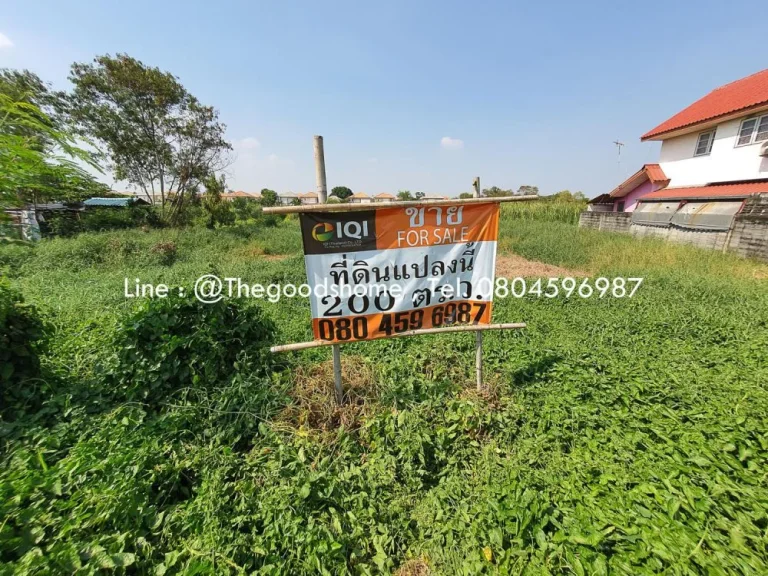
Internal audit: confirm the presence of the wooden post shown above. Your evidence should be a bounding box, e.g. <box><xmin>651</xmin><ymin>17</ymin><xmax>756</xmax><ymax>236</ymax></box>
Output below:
<box><xmin>314</xmin><ymin>135</ymin><xmax>328</xmax><ymax>204</ymax></box>
<box><xmin>332</xmin><ymin>344</ymin><xmax>343</xmax><ymax>405</ymax></box>
<box><xmin>475</xmin><ymin>332</ymin><xmax>483</xmax><ymax>392</ymax></box>
<box><xmin>472</xmin><ymin>176</ymin><xmax>484</xmax><ymax>391</ymax></box>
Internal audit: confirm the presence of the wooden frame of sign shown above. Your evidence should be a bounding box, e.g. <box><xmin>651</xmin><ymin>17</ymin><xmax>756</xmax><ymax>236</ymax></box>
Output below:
<box><xmin>267</xmin><ymin>195</ymin><xmax>535</xmax><ymax>404</ymax></box>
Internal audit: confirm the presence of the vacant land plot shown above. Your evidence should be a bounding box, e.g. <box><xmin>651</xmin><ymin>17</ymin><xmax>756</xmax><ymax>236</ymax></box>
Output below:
<box><xmin>1</xmin><ymin>210</ymin><xmax>767</xmax><ymax>574</ymax></box>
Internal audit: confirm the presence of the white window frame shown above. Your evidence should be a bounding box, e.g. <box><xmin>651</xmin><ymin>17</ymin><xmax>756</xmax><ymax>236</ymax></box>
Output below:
<box><xmin>735</xmin><ymin>113</ymin><xmax>768</xmax><ymax>147</ymax></box>
<box><xmin>693</xmin><ymin>130</ymin><xmax>715</xmax><ymax>157</ymax></box>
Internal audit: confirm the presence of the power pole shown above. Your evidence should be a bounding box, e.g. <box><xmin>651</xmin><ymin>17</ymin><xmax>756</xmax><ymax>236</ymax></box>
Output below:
<box><xmin>315</xmin><ymin>135</ymin><xmax>341</xmax><ymax>404</ymax></box>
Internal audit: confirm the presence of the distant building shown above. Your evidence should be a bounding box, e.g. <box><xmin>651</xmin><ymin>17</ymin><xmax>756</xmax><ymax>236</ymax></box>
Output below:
<box><xmin>373</xmin><ymin>193</ymin><xmax>396</xmax><ymax>202</ymax></box>
<box><xmin>596</xmin><ymin>68</ymin><xmax>768</xmax><ymax>216</ymax></box>
<box><xmin>298</xmin><ymin>192</ymin><xmax>319</xmax><ymax>205</ymax></box>
<box><xmin>422</xmin><ymin>193</ymin><xmax>449</xmax><ymax>201</ymax></box>
<box><xmin>278</xmin><ymin>192</ymin><xmax>298</xmax><ymax>205</ymax></box>
<box><xmin>221</xmin><ymin>190</ymin><xmax>260</xmax><ymax>202</ymax></box>
<box><xmin>349</xmin><ymin>192</ymin><xmax>372</xmax><ymax>204</ymax></box>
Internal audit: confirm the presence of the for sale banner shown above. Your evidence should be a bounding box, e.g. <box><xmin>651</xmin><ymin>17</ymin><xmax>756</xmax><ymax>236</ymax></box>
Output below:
<box><xmin>299</xmin><ymin>203</ymin><xmax>499</xmax><ymax>343</ymax></box>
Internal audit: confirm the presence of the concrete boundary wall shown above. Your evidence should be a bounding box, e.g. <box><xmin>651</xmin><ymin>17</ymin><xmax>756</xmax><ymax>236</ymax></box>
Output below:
<box><xmin>578</xmin><ymin>194</ymin><xmax>768</xmax><ymax>262</ymax></box>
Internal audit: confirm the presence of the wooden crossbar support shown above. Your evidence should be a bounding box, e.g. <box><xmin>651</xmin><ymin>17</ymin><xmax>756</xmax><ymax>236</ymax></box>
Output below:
<box><xmin>270</xmin><ymin>322</ymin><xmax>526</xmax><ymax>353</ymax></box>
<box><xmin>262</xmin><ymin>195</ymin><xmax>538</xmax><ymax>214</ymax></box>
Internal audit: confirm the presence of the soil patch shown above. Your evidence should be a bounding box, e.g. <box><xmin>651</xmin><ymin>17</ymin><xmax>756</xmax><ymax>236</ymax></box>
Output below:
<box><xmin>496</xmin><ymin>254</ymin><xmax>588</xmax><ymax>277</ymax></box>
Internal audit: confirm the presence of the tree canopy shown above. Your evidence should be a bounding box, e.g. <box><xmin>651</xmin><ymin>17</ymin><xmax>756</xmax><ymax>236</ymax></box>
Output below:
<box><xmin>0</xmin><ymin>72</ymin><xmax>104</xmax><ymax>208</ymax></box>
<box><xmin>482</xmin><ymin>186</ymin><xmax>512</xmax><ymax>197</ymax></box>
<box><xmin>260</xmin><ymin>189</ymin><xmax>278</xmax><ymax>207</ymax></box>
<box><xmin>517</xmin><ymin>185</ymin><xmax>539</xmax><ymax>196</ymax></box>
<box><xmin>67</xmin><ymin>54</ymin><xmax>231</xmax><ymax>221</ymax></box>
<box><xmin>331</xmin><ymin>186</ymin><xmax>352</xmax><ymax>200</ymax></box>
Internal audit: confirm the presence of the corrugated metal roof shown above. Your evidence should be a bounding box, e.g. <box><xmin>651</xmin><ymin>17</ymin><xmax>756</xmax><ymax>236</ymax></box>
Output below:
<box><xmin>641</xmin><ymin>181</ymin><xmax>768</xmax><ymax>201</ymax></box>
<box><xmin>84</xmin><ymin>197</ymin><xmax>137</xmax><ymax>207</ymax></box>
<box><xmin>642</xmin><ymin>69</ymin><xmax>768</xmax><ymax>140</ymax></box>
<box><xmin>631</xmin><ymin>201</ymin><xmax>678</xmax><ymax>227</ymax></box>
<box><xmin>671</xmin><ymin>201</ymin><xmax>744</xmax><ymax>231</ymax></box>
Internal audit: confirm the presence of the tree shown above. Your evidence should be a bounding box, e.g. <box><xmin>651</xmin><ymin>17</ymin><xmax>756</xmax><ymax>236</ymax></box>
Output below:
<box><xmin>0</xmin><ymin>92</ymin><xmax>102</xmax><ymax>209</ymax></box>
<box><xmin>0</xmin><ymin>69</ymin><xmax>65</xmax><ymax>148</ymax></box>
<box><xmin>0</xmin><ymin>69</ymin><xmax>105</xmax><ymax>208</ymax></box>
<box><xmin>67</xmin><ymin>54</ymin><xmax>232</xmax><ymax>221</ymax></box>
<box><xmin>201</xmin><ymin>174</ymin><xmax>234</xmax><ymax>228</ymax></box>
<box><xmin>482</xmin><ymin>186</ymin><xmax>512</xmax><ymax>197</ymax></box>
<box><xmin>260</xmin><ymin>189</ymin><xmax>278</xmax><ymax>207</ymax></box>
<box><xmin>397</xmin><ymin>190</ymin><xmax>414</xmax><ymax>201</ymax></box>
<box><xmin>517</xmin><ymin>185</ymin><xmax>539</xmax><ymax>196</ymax></box>
<box><xmin>549</xmin><ymin>190</ymin><xmax>588</xmax><ymax>202</ymax></box>
<box><xmin>458</xmin><ymin>192</ymin><xmax>474</xmax><ymax>199</ymax></box>
<box><xmin>331</xmin><ymin>186</ymin><xmax>353</xmax><ymax>200</ymax></box>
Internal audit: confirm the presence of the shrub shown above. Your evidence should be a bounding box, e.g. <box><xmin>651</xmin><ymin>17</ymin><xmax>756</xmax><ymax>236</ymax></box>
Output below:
<box><xmin>0</xmin><ymin>282</ymin><xmax>48</xmax><ymax>411</ymax></box>
<box><xmin>150</xmin><ymin>240</ymin><xmax>177</xmax><ymax>266</ymax></box>
<box><xmin>108</xmin><ymin>293</ymin><xmax>275</xmax><ymax>404</ymax></box>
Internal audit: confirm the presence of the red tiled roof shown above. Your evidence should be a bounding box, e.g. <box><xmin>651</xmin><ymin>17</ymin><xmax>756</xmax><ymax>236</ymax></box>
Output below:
<box><xmin>641</xmin><ymin>181</ymin><xmax>768</xmax><ymax>201</ymax></box>
<box><xmin>608</xmin><ymin>164</ymin><xmax>669</xmax><ymax>198</ymax></box>
<box><xmin>642</xmin><ymin>69</ymin><xmax>768</xmax><ymax>140</ymax></box>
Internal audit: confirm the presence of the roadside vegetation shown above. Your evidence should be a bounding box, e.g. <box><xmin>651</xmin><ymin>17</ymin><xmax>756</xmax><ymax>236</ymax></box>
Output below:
<box><xmin>1</xmin><ymin>203</ymin><xmax>767</xmax><ymax>574</ymax></box>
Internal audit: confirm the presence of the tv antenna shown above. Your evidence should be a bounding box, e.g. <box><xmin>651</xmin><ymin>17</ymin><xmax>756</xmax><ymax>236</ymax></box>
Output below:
<box><xmin>613</xmin><ymin>140</ymin><xmax>624</xmax><ymax>164</ymax></box>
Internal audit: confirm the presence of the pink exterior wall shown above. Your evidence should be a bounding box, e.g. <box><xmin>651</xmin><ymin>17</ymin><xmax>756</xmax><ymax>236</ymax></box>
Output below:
<box><xmin>613</xmin><ymin>179</ymin><xmax>660</xmax><ymax>212</ymax></box>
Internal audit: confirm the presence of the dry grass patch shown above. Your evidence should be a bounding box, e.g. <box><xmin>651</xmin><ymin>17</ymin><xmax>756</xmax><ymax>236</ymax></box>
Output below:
<box><xmin>394</xmin><ymin>557</ymin><xmax>431</xmax><ymax>576</ymax></box>
<box><xmin>278</xmin><ymin>355</ymin><xmax>379</xmax><ymax>433</ymax></box>
<box><xmin>496</xmin><ymin>254</ymin><xmax>588</xmax><ymax>278</ymax></box>
<box><xmin>227</xmin><ymin>242</ymin><xmax>291</xmax><ymax>261</ymax></box>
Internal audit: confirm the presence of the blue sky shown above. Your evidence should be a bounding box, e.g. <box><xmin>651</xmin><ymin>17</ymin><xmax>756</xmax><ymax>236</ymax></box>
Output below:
<box><xmin>1</xmin><ymin>0</ymin><xmax>766</xmax><ymax>197</ymax></box>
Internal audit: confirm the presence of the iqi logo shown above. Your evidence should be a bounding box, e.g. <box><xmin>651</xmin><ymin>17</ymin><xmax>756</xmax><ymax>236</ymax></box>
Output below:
<box><xmin>313</xmin><ymin>221</ymin><xmax>369</xmax><ymax>242</ymax></box>
<box><xmin>312</xmin><ymin>222</ymin><xmax>335</xmax><ymax>242</ymax></box>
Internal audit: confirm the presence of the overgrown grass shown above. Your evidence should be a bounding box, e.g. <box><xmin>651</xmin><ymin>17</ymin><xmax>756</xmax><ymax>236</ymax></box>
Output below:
<box><xmin>501</xmin><ymin>200</ymin><xmax>586</xmax><ymax>224</ymax></box>
<box><xmin>1</xmin><ymin>214</ymin><xmax>767</xmax><ymax>574</ymax></box>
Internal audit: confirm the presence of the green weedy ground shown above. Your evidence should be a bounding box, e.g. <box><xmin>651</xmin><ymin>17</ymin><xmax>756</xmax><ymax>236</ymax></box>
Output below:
<box><xmin>1</xmin><ymin>206</ymin><xmax>767</xmax><ymax>575</ymax></box>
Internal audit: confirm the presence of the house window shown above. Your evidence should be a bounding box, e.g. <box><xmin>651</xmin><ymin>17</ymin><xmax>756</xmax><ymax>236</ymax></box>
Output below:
<box><xmin>694</xmin><ymin>130</ymin><xmax>715</xmax><ymax>156</ymax></box>
<box><xmin>617</xmin><ymin>201</ymin><xmax>625</xmax><ymax>212</ymax></box>
<box><xmin>736</xmin><ymin>114</ymin><xmax>768</xmax><ymax>146</ymax></box>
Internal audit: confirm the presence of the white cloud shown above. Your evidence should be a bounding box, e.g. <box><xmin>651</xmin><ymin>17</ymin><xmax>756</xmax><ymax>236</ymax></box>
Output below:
<box><xmin>267</xmin><ymin>153</ymin><xmax>279</xmax><ymax>164</ymax></box>
<box><xmin>367</xmin><ymin>157</ymin><xmax>378</xmax><ymax>164</ymax></box>
<box><xmin>440</xmin><ymin>136</ymin><xmax>464</xmax><ymax>150</ymax></box>
<box><xmin>236</xmin><ymin>137</ymin><xmax>260</xmax><ymax>150</ymax></box>
<box><xmin>0</xmin><ymin>33</ymin><xmax>13</xmax><ymax>49</ymax></box>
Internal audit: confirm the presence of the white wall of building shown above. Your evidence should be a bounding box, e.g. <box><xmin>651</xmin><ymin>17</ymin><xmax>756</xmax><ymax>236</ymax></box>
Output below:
<box><xmin>658</xmin><ymin>114</ymin><xmax>768</xmax><ymax>187</ymax></box>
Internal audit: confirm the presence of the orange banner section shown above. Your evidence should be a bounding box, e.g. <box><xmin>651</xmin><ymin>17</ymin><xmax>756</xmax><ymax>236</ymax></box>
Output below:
<box><xmin>374</xmin><ymin>203</ymin><xmax>499</xmax><ymax>250</ymax></box>
<box><xmin>312</xmin><ymin>300</ymin><xmax>493</xmax><ymax>343</ymax></box>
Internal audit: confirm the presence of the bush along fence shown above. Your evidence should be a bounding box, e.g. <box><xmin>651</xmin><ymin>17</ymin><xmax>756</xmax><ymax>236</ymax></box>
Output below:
<box><xmin>579</xmin><ymin>193</ymin><xmax>768</xmax><ymax>262</ymax></box>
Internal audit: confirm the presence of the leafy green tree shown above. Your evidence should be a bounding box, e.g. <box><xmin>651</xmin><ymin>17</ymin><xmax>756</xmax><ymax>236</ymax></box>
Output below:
<box><xmin>458</xmin><ymin>192</ymin><xmax>474</xmax><ymax>199</ymax></box>
<box><xmin>331</xmin><ymin>186</ymin><xmax>353</xmax><ymax>200</ymax></box>
<box><xmin>549</xmin><ymin>190</ymin><xmax>587</xmax><ymax>202</ymax></box>
<box><xmin>517</xmin><ymin>185</ymin><xmax>539</xmax><ymax>196</ymax></box>
<box><xmin>482</xmin><ymin>186</ymin><xmax>512</xmax><ymax>197</ymax></box>
<box><xmin>397</xmin><ymin>190</ymin><xmax>414</xmax><ymax>201</ymax></box>
<box><xmin>260</xmin><ymin>189</ymin><xmax>278</xmax><ymax>207</ymax></box>
<box><xmin>201</xmin><ymin>174</ymin><xmax>234</xmax><ymax>228</ymax></box>
<box><xmin>0</xmin><ymin>93</ymin><xmax>102</xmax><ymax>208</ymax></box>
<box><xmin>67</xmin><ymin>54</ymin><xmax>232</xmax><ymax>221</ymax></box>
<box><xmin>0</xmin><ymin>69</ymin><xmax>65</xmax><ymax>148</ymax></box>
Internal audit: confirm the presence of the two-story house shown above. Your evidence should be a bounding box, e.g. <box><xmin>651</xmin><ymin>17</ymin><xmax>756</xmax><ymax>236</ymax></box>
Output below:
<box><xmin>592</xmin><ymin>69</ymin><xmax>768</xmax><ymax>227</ymax></box>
